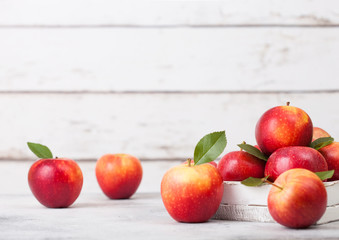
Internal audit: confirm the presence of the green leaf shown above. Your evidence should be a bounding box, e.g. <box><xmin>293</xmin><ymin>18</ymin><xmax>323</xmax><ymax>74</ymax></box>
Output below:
<box><xmin>194</xmin><ymin>131</ymin><xmax>227</xmax><ymax>165</ymax></box>
<box><xmin>237</xmin><ymin>143</ymin><xmax>268</xmax><ymax>161</ymax></box>
<box><xmin>310</xmin><ymin>137</ymin><xmax>334</xmax><ymax>150</ymax></box>
<box><xmin>27</xmin><ymin>142</ymin><xmax>53</xmax><ymax>159</ymax></box>
<box><xmin>315</xmin><ymin>170</ymin><xmax>335</xmax><ymax>181</ymax></box>
<box><xmin>241</xmin><ymin>176</ymin><xmax>269</xmax><ymax>187</ymax></box>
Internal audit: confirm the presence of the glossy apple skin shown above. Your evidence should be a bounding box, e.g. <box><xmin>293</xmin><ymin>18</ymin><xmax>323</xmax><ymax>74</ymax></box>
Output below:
<box><xmin>254</xmin><ymin>145</ymin><xmax>261</xmax><ymax>151</ymax></box>
<box><xmin>312</xmin><ymin>127</ymin><xmax>331</xmax><ymax>142</ymax></box>
<box><xmin>268</xmin><ymin>168</ymin><xmax>327</xmax><ymax>229</ymax></box>
<box><xmin>28</xmin><ymin>158</ymin><xmax>83</xmax><ymax>208</ymax></box>
<box><xmin>265</xmin><ymin>146</ymin><xmax>328</xmax><ymax>181</ymax></box>
<box><xmin>217</xmin><ymin>151</ymin><xmax>265</xmax><ymax>181</ymax></box>
<box><xmin>255</xmin><ymin>105</ymin><xmax>313</xmax><ymax>156</ymax></box>
<box><xmin>161</xmin><ymin>163</ymin><xmax>224</xmax><ymax>223</ymax></box>
<box><xmin>318</xmin><ymin>142</ymin><xmax>339</xmax><ymax>181</ymax></box>
<box><xmin>96</xmin><ymin>154</ymin><xmax>143</xmax><ymax>199</ymax></box>
<box><xmin>209</xmin><ymin>161</ymin><xmax>218</xmax><ymax>167</ymax></box>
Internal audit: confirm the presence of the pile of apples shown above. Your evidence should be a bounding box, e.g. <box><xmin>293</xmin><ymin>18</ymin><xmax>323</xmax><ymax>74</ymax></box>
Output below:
<box><xmin>26</xmin><ymin>102</ymin><xmax>338</xmax><ymax>229</ymax></box>
<box><xmin>218</xmin><ymin>102</ymin><xmax>335</xmax><ymax>183</ymax></box>
<box><xmin>161</xmin><ymin>102</ymin><xmax>338</xmax><ymax>228</ymax></box>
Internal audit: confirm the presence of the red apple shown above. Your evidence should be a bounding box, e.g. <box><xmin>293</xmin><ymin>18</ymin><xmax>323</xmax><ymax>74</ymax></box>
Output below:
<box><xmin>318</xmin><ymin>142</ymin><xmax>339</xmax><ymax>181</ymax></box>
<box><xmin>161</xmin><ymin>163</ymin><xmax>224</xmax><ymax>223</ymax></box>
<box><xmin>268</xmin><ymin>168</ymin><xmax>327</xmax><ymax>228</ymax></box>
<box><xmin>312</xmin><ymin>127</ymin><xmax>331</xmax><ymax>142</ymax></box>
<box><xmin>28</xmin><ymin>158</ymin><xmax>83</xmax><ymax>208</ymax></box>
<box><xmin>96</xmin><ymin>153</ymin><xmax>143</xmax><ymax>199</ymax></box>
<box><xmin>254</xmin><ymin>145</ymin><xmax>261</xmax><ymax>151</ymax></box>
<box><xmin>255</xmin><ymin>103</ymin><xmax>313</xmax><ymax>156</ymax></box>
<box><xmin>265</xmin><ymin>146</ymin><xmax>328</xmax><ymax>181</ymax></box>
<box><xmin>209</xmin><ymin>161</ymin><xmax>218</xmax><ymax>168</ymax></box>
<box><xmin>218</xmin><ymin>151</ymin><xmax>265</xmax><ymax>181</ymax></box>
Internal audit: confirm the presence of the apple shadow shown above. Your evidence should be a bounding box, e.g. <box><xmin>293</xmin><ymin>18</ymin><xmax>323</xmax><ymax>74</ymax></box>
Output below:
<box><xmin>70</xmin><ymin>192</ymin><xmax>160</xmax><ymax>208</ymax></box>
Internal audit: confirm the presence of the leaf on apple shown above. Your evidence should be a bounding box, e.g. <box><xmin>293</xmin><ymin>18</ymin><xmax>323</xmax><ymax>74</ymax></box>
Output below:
<box><xmin>315</xmin><ymin>170</ymin><xmax>335</xmax><ymax>181</ymax></box>
<box><xmin>310</xmin><ymin>137</ymin><xmax>334</xmax><ymax>150</ymax></box>
<box><xmin>27</xmin><ymin>142</ymin><xmax>53</xmax><ymax>159</ymax></box>
<box><xmin>237</xmin><ymin>143</ymin><xmax>268</xmax><ymax>161</ymax></box>
<box><xmin>194</xmin><ymin>131</ymin><xmax>227</xmax><ymax>165</ymax></box>
<box><xmin>241</xmin><ymin>176</ymin><xmax>269</xmax><ymax>187</ymax></box>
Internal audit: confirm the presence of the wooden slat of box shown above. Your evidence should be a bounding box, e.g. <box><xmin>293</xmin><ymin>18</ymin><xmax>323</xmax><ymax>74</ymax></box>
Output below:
<box><xmin>215</xmin><ymin>180</ymin><xmax>339</xmax><ymax>224</ymax></box>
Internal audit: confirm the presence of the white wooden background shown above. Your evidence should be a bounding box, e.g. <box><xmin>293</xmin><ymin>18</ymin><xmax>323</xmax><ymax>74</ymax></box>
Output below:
<box><xmin>1</xmin><ymin>0</ymin><xmax>339</xmax><ymax>161</ymax></box>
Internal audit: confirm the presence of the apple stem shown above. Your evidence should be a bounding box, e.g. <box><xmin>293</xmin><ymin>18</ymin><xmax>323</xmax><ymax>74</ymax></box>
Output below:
<box><xmin>264</xmin><ymin>179</ymin><xmax>283</xmax><ymax>191</ymax></box>
<box><xmin>240</xmin><ymin>141</ymin><xmax>246</xmax><ymax>151</ymax></box>
<box><xmin>187</xmin><ymin>158</ymin><xmax>192</xmax><ymax>167</ymax></box>
<box><xmin>286</xmin><ymin>101</ymin><xmax>290</xmax><ymax>106</ymax></box>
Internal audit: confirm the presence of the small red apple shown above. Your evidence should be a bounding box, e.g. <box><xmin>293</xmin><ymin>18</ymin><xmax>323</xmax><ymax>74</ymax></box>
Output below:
<box><xmin>265</xmin><ymin>146</ymin><xmax>328</xmax><ymax>181</ymax></box>
<box><xmin>312</xmin><ymin>127</ymin><xmax>331</xmax><ymax>142</ymax></box>
<box><xmin>27</xmin><ymin>143</ymin><xmax>83</xmax><ymax>208</ymax></box>
<box><xmin>268</xmin><ymin>168</ymin><xmax>327</xmax><ymax>228</ymax></box>
<box><xmin>161</xmin><ymin>162</ymin><xmax>223</xmax><ymax>223</ymax></box>
<box><xmin>96</xmin><ymin>153</ymin><xmax>143</xmax><ymax>199</ymax></box>
<box><xmin>218</xmin><ymin>151</ymin><xmax>265</xmax><ymax>181</ymax></box>
<box><xmin>318</xmin><ymin>142</ymin><xmax>339</xmax><ymax>181</ymax></box>
<box><xmin>255</xmin><ymin>102</ymin><xmax>313</xmax><ymax>156</ymax></box>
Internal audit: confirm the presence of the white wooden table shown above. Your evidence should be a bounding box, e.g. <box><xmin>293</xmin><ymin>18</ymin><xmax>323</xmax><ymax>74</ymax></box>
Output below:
<box><xmin>1</xmin><ymin>1</ymin><xmax>339</xmax><ymax>238</ymax></box>
<box><xmin>1</xmin><ymin>160</ymin><xmax>339</xmax><ymax>240</ymax></box>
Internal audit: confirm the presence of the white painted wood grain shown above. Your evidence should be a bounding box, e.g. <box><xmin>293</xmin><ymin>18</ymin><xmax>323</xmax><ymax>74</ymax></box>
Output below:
<box><xmin>1</xmin><ymin>92</ymin><xmax>338</xmax><ymax>160</ymax></box>
<box><xmin>1</xmin><ymin>0</ymin><xmax>339</xmax><ymax>26</ymax></box>
<box><xmin>1</xmin><ymin>28</ymin><xmax>339</xmax><ymax>92</ymax></box>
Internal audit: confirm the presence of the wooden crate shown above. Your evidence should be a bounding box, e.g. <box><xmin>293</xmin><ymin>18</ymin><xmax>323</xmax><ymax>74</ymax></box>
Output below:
<box><xmin>214</xmin><ymin>180</ymin><xmax>339</xmax><ymax>224</ymax></box>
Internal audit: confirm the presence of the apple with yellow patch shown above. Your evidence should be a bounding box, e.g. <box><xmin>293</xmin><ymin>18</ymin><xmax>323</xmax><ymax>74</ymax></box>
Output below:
<box><xmin>268</xmin><ymin>168</ymin><xmax>327</xmax><ymax>228</ymax></box>
<box><xmin>161</xmin><ymin>161</ymin><xmax>223</xmax><ymax>223</ymax></box>
<box><xmin>96</xmin><ymin>154</ymin><xmax>143</xmax><ymax>199</ymax></box>
<box><xmin>161</xmin><ymin>131</ymin><xmax>226</xmax><ymax>223</ymax></box>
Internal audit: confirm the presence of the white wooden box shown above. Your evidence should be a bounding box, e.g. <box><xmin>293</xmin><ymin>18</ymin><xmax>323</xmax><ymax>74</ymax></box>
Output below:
<box><xmin>214</xmin><ymin>180</ymin><xmax>339</xmax><ymax>224</ymax></box>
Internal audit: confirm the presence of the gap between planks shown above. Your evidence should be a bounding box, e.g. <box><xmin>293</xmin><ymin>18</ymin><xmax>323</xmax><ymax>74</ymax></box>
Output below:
<box><xmin>0</xmin><ymin>90</ymin><xmax>339</xmax><ymax>95</ymax></box>
<box><xmin>1</xmin><ymin>25</ymin><xmax>339</xmax><ymax>28</ymax></box>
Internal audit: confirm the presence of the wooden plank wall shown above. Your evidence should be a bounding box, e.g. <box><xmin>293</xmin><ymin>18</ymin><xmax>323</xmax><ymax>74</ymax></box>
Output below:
<box><xmin>0</xmin><ymin>0</ymin><xmax>338</xmax><ymax>160</ymax></box>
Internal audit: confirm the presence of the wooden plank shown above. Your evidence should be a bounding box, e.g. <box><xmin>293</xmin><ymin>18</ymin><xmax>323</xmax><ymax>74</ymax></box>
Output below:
<box><xmin>1</xmin><ymin>28</ymin><xmax>339</xmax><ymax>92</ymax></box>
<box><xmin>1</xmin><ymin>0</ymin><xmax>339</xmax><ymax>26</ymax></box>
<box><xmin>1</xmin><ymin>92</ymin><xmax>338</xmax><ymax>160</ymax></box>
<box><xmin>217</xmin><ymin>180</ymin><xmax>339</xmax><ymax>225</ymax></box>
<box><xmin>2</xmin><ymin>160</ymin><xmax>339</xmax><ymax>239</ymax></box>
